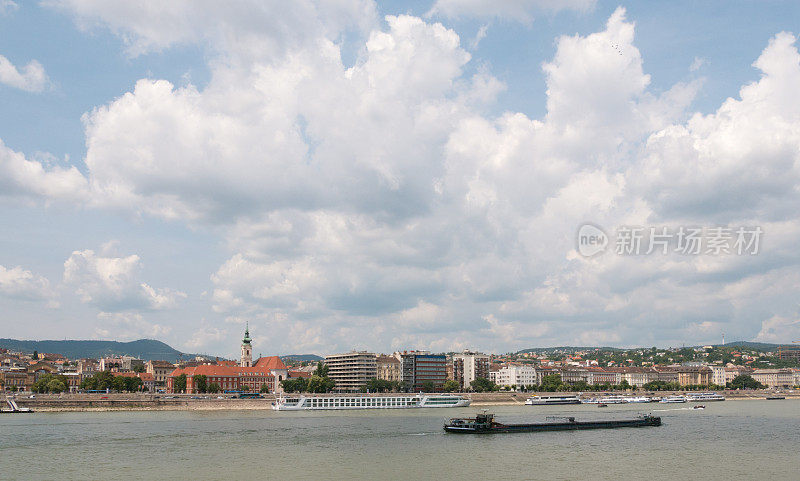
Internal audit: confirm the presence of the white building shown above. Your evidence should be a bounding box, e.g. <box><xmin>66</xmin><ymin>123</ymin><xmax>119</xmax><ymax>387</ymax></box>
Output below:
<box><xmin>711</xmin><ymin>365</ymin><xmax>726</xmax><ymax>386</ymax></box>
<box><xmin>492</xmin><ymin>364</ymin><xmax>537</xmax><ymax>388</ymax></box>
<box><xmin>452</xmin><ymin>350</ymin><xmax>490</xmax><ymax>389</ymax></box>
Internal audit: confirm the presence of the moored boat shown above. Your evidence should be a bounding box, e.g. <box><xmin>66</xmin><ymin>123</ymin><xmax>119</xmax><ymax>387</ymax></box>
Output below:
<box><xmin>443</xmin><ymin>412</ymin><xmax>661</xmax><ymax>433</ymax></box>
<box><xmin>525</xmin><ymin>395</ymin><xmax>581</xmax><ymax>405</ymax></box>
<box><xmin>686</xmin><ymin>392</ymin><xmax>725</xmax><ymax>402</ymax></box>
<box><xmin>659</xmin><ymin>395</ymin><xmax>687</xmax><ymax>403</ymax></box>
<box><xmin>272</xmin><ymin>394</ymin><xmax>470</xmax><ymax>410</ymax></box>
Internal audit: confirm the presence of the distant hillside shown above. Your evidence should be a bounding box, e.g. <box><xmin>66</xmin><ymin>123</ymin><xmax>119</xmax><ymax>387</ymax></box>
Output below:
<box><xmin>281</xmin><ymin>354</ymin><xmax>323</xmax><ymax>362</ymax></box>
<box><xmin>0</xmin><ymin>338</ymin><xmax>198</xmax><ymax>362</ymax></box>
<box><xmin>516</xmin><ymin>346</ymin><xmax>624</xmax><ymax>354</ymax></box>
<box><xmin>711</xmin><ymin>341</ymin><xmax>783</xmax><ymax>350</ymax></box>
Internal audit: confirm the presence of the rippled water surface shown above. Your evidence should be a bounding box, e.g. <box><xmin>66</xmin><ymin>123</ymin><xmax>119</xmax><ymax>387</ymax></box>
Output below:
<box><xmin>2</xmin><ymin>400</ymin><xmax>798</xmax><ymax>480</ymax></box>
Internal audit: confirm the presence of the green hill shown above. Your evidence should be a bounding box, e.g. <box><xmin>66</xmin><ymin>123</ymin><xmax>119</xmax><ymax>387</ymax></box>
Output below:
<box><xmin>0</xmin><ymin>338</ymin><xmax>198</xmax><ymax>362</ymax></box>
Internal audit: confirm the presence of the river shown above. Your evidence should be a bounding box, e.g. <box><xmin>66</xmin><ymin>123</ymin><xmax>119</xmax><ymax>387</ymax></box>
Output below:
<box><xmin>2</xmin><ymin>399</ymin><xmax>798</xmax><ymax>480</ymax></box>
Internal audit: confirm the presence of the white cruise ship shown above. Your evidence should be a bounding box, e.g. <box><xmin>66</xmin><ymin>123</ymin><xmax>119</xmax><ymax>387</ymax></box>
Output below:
<box><xmin>272</xmin><ymin>394</ymin><xmax>470</xmax><ymax>410</ymax></box>
<box><xmin>686</xmin><ymin>392</ymin><xmax>725</xmax><ymax>402</ymax></box>
<box><xmin>659</xmin><ymin>395</ymin><xmax>687</xmax><ymax>403</ymax></box>
<box><xmin>525</xmin><ymin>395</ymin><xmax>582</xmax><ymax>405</ymax></box>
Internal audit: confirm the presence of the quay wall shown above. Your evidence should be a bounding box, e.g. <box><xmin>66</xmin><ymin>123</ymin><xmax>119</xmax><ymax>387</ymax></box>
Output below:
<box><xmin>9</xmin><ymin>390</ymin><xmax>798</xmax><ymax>412</ymax></box>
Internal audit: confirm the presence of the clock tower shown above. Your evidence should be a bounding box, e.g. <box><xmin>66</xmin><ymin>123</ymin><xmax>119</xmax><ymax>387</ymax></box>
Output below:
<box><xmin>240</xmin><ymin>323</ymin><xmax>253</xmax><ymax>367</ymax></box>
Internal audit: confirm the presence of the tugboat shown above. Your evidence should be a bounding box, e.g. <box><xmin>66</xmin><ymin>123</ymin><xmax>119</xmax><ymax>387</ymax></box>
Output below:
<box><xmin>443</xmin><ymin>412</ymin><xmax>661</xmax><ymax>433</ymax></box>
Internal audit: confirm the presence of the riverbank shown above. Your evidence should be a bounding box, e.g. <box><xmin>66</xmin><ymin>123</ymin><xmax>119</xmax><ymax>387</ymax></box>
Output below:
<box><xmin>5</xmin><ymin>389</ymin><xmax>798</xmax><ymax>412</ymax></box>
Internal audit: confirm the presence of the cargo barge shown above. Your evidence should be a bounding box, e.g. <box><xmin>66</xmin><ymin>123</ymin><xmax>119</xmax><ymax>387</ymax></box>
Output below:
<box><xmin>443</xmin><ymin>412</ymin><xmax>661</xmax><ymax>433</ymax></box>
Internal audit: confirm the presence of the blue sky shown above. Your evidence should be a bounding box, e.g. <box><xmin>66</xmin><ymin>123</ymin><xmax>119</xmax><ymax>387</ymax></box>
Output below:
<box><xmin>1</xmin><ymin>1</ymin><xmax>799</xmax><ymax>358</ymax></box>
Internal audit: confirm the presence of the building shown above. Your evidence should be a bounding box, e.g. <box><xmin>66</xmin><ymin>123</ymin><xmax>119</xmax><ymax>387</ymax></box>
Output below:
<box><xmin>492</xmin><ymin>364</ymin><xmax>537</xmax><ymax>388</ymax></box>
<box><xmin>324</xmin><ymin>351</ymin><xmax>377</xmax><ymax>392</ymax></box>
<box><xmin>452</xmin><ymin>350</ymin><xmax>490</xmax><ymax>389</ymax></box>
<box><xmin>240</xmin><ymin>325</ymin><xmax>253</xmax><ymax>367</ymax></box>
<box><xmin>676</xmin><ymin>366</ymin><xmax>712</xmax><ymax>386</ymax></box>
<box><xmin>146</xmin><ymin>360</ymin><xmax>174</xmax><ymax>391</ymax></box>
<box><xmin>167</xmin><ymin>327</ymin><xmax>290</xmax><ymax>394</ymax></box>
<box><xmin>99</xmin><ymin>356</ymin><xmax>143</xmax><ymax>372</ymax></box>
<box><xmin>618</xmin><ymin>367</ymin><xmax>654</xmax><ymax>387</ymax></box>
<box><xmin>751</xmin><ymin>369</ymin><xmax>794</xmax><ymax>388</ymax></box>
<box><xmin>711</xmin><ymin>365</ymin><xmax>727</xmax><ymax>386</ymax></box>
<box><xmin>376</xmin><ymin>355</ymin><xmax>401</xmax><ymax>383</ymax></box>
<box><xmin>398</xmin><ymin>351</ymin><xmax>447</xmax><ymax>392</ymax></box>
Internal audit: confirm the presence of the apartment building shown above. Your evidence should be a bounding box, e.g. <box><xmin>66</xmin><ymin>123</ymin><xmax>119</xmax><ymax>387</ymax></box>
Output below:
<box><xmin>452</xmin><ymin>350</ymin><xmax>490</xmax><ymax>389</ymax></box>
<box><xmin>398</xmin><ymin>351</ymin><xmax>447</xmax><ymax>392</ymax></box>
<box><xmin>492</xmin><ymin>364</ymin><xmax>537</xmax><ymax>388</ymax></box>
<box><xmin>324</xmin><ymin>351</ymin><xmax>377</xmax><ymax>392</ymax></box>
<box><xmin>376</xmin><ymin>355</ymin><xmax>401</xmax><ymax>382</ymax></box>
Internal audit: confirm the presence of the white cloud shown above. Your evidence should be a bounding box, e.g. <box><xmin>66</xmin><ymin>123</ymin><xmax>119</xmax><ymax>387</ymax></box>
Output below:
<box><xmin>0</xmin><ymin>264</ymin><xmax>54</xmax><ymax>302</ymax></box>
<box><xmin>94</xmin><ymin>312</ymin><xmax>172</xmax><ymax>341</ymax></box>
<box><xmin>754</xmin><ymin>315</ymin><xmax>800</xmax><ymax>344</ymax></box>
<box><xmin>0</xmin><ymin>1</ymin><xmax>18</xmax><ymax>16</ymax></box>
<box><xmin>427</xmin><ymin>0</ymin><xmax>595</xmax><ymax>22</ymax></box>
<box><xmin>63</xmin><ymin>249</ymin><xmax>186</xmax><ymax>312</ymax></box>
<box><xmin>0</xmin><ymin>54</ymin><xmax>49</xmax><ymax>92</ymax></box>
<box><xmin>46</xmin><ymin>0</ymin><xmax>378</xmax><ymax>58</ymax></box>
<box><xmin>9</xmin><ymin>4</ymin><xmax>800</xmax><ymax>353</ymax></box>
<box><xmin>0</xmin><ymin>139</ymin><xmax>88</xmax><ymax>202</ymax></box>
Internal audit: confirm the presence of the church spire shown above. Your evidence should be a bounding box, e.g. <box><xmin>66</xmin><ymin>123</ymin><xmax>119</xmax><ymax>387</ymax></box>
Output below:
<box><xmin>243</xmin><ymin>322</ymin><xmax>251</xmax><ymax>345</ymax></box>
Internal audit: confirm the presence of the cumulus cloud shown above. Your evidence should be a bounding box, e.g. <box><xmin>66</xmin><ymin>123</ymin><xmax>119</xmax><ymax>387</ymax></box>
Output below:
<box><xmin>0</xmin><ymin>264</ymin><xmax>55</xmax><ymax>302</ymax></box>
<box><xmin>63</xmin><ymin>249</ymin><xmax>186</xmax><ymax>312</ymax></box>
<box><xmin>0</xmin><ymin>1</ymin><xmax>18</xmax><ymax>16</ymax></box>
<box><xmin>9</xmin><ymin>4</ymin><xmax>800</xmax><ymax>353</ymax></box>
<box><xmin>0</xmin><ymin>54</ymin><xmax>49</xmax><ymax>92</ymax></box>
<box><xmin>94</xmin><ymin>312</ymin><xmax>172</xmax><ymax>341</ymax></box>
<box><xmin>755</xmin><ymin>314</ymin><xmax>800</xmax><ymax>343</ymax></box>
<box><xmin>45</xmin><ymin>0</ymin><xmax>378</xmax><ymax>58</ymax></box>
<box><xmin>0</xmin><ymin>139</ymin><xmax>88</xmax><ymax>202</ymax></box>
<box><xmin>427</xmin><ymin>0</ymin><xmax>595</xmax><ymax>22</ymax></box>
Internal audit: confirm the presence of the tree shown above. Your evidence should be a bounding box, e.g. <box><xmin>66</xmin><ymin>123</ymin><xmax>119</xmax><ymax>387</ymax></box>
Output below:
<box><xmin>469</xmin><ymin>377</ymin><xmax>497</xmax><ymax>393</ymax></box>
<box><xmin>281</xmin><ymin>377</ymin><xmax>308</xmax><ymax>393</ymax></box>
<box><xmin>32</xmin><ymin>374</ymin><xmax>68</xmax><ymax>393</ymax></box>
<box><xmin>419</xmin><ymin>381</ymin><xmax>435</xmax><ymax>392</ymax></box>
<box><xmin>260</xmin><ymin>383</ymin><xmax>270</xmax><ymax>393</ymax></box>
<box><xmin>539</xmin><ymin>374</ymin><xmax>564</xmax><ymax>393</ymax></box>
<box><xmin>208</xmin><ymin>383</ymin><xmax>221</xmax><ymax>394</ymax></box>
<box><xmin>313</xmin><ymin>361</ymin><xmax>329</xmax><ymax>377</ymax></box>
<box><xmin>364</xmin><ymin>378</ymin><xmax>394</xmax><ymax>393</ymax></box>
<box><xmin>307</xmin><ymin>375</ymin><xmax>335</xmax><ymax>393</ymax></box>
<box><xmin>193</xmin><ymin>375</ymin><xmax>208</xmax><ymax>393</ymax></box>
<box><xmin>728</xmin><ymin>374</ymin><xmax>765</xmax><ymax>390</ymax></box>
<box><xmin>32</xmin><ymin>350</ymin><xmax>38</xmax><ymax>360</ymax></box>
<box><xmin>81</xmin><ymin>371</ymin><xmax>116</xmax><ymax>391</ymax></box>
<box><xmin>442</xmin><ymin>380</ymin><xmax>460</xmax><ymax>392</ymax></box>
<box><xmin>173</xmin><ymin>373</ymin><xmax>187</xmax><ymax>393</ymax></box>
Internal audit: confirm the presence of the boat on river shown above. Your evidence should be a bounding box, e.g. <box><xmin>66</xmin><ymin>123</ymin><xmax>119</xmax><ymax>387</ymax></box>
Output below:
<box><xmin>443</xmin><ymin>412</ymin><xmax>661</xmax><ymax>433</ymax></box>
<box><xmin>659</xmin><ymin>395</ymin><xmax>687</xmax><ymax>403</ymax></box>
<box><xmin>272</xmin><ymin>394</ymin><xmax>470</xmax><ymax>410</ymax></box>
<box><xmin>686</xmin><ymin>392</ymin><xmax>725</xmax><ymax>402</ymax></box>
<box><xmin>525</xmin><ymin>395</ymin><xmax>581</xmax><ymax>405</ymax></box>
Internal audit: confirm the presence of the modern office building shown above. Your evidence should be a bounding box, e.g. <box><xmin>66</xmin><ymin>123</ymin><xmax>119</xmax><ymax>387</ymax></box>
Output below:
<box><xmin>397</xmin><ymin>351</ymin><xmax>447</xmax><ymax>392</ymax></box>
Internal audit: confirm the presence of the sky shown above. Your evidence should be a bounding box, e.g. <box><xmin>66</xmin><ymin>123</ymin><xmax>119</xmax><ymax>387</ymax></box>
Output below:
<box><xmin>1</xmin><ymin>1</ymin><xmax>800</xmax><ymax>359</ymax></box>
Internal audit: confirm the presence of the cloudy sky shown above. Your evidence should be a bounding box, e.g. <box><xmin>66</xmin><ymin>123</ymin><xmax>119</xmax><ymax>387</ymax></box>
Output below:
<box><xmin>1</xmin><ymin>1</ymin><xmax>799</xmax><ymax>358</ymax></box>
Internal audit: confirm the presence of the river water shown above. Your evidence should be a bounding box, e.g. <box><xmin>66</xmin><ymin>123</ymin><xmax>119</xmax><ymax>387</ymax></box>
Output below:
<box><xmin>2</xmin><ymin>400</ymin><xmax>798</xmax><ymax>480</ymax></box>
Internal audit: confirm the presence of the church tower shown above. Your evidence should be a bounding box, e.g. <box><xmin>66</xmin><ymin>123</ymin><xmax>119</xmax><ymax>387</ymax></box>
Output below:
<box><xmin>240</xmin><ymin>323</ymin><xmax>253</xmax><ymax>367</ymax></box>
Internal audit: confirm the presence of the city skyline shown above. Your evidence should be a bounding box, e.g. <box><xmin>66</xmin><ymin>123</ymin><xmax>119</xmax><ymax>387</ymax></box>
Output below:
<box><xmin>2</xmin><ymin>1</ymin><xmax>800</xmax><ymax>360</ymax></box>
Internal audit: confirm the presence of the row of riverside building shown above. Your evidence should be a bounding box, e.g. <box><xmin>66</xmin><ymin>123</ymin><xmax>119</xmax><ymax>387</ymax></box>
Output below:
<box><xmin>323</xmin><ymin>350</ymin><xmax>800</xmax><ymax>392</ymax></box>
<box><xmin>325</xmin><ymin>350</ymin><xmax>490</xmax><ymax>392</ymax></box>
<box><xmin>4</xmin><ymin>330</ymin><xmax>799</xmax><ymax>394</ymax></box>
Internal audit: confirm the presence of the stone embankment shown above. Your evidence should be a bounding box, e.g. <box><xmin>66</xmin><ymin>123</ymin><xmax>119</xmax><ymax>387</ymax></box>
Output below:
<box><xmin>8</xmin><ymin>390</ymin><xmax>798</xmax><ymax>412</ymax></box>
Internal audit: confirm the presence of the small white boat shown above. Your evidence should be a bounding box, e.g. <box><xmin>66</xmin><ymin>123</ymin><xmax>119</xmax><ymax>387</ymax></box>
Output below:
<box><xmin>525</xmin><ymin>395</ymin><xmax>582</xmax><ymax>405</ymax></box>
<box><xmin>626</xmin><ymin>396</ymin><xmax>652</xmax><ymax>403</ymax></box>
